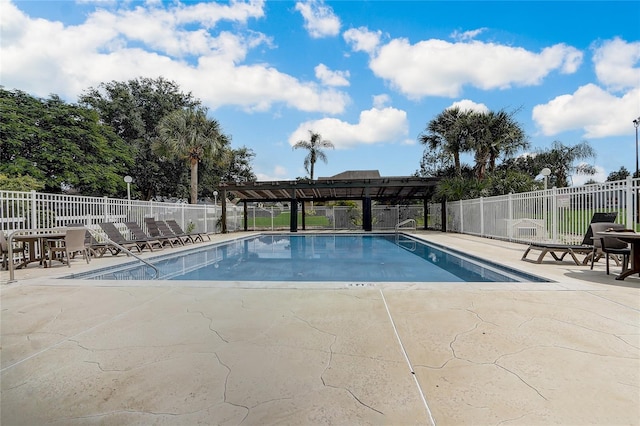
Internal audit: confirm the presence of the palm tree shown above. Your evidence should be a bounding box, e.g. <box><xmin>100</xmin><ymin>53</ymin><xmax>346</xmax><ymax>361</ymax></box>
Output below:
<box><xmin>535</xmin><ymin>141</ymin><xmax>596</xmax><ymax>187</ymax></box>
<box><xmin>154</xmin><ymin>107</ymin><xmax>228</xmax><ymax>203</ymax></box>
<box><xmin>466</xmin><ymin>109</ymin><xmax>528</xmax><ymax>180</ymax></box>
<box><xmin>292</xmin><ymin>131</ymin><xmax>334</xmax><ymax>180</ymax></box>
<box><xmin>419</xmin><ymin>107</ymin><xmax>473</xmax><ymax>177</ymax></box>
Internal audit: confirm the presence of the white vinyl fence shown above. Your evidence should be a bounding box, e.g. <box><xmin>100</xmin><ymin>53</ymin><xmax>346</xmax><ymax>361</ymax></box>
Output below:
<box><xmin>427</xmin><ymin>177</ymin><xmax>639</xmax><ymax>244</ymax></box>
<box><xmin>0</xmin><ymin>190</ymin><xmax>424</xmax><ymax>236</ymax></box>
<box><xmin>2</xmin><ymin>176</ymin><xmax>638</xmax><ymax>245</ymax></box>
<box><xmin>0</xmin><ymin>190</ymin><xmax>245</xmax><ymax>238</ymax></box>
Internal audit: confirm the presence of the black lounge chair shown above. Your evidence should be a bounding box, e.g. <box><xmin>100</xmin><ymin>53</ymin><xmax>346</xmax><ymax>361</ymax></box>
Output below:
<box><xmin>98</xmin><ymin>222</ymin><xmax>146</xmax><ymax>253</ymax></box>
<box><xmin>521</xmin><ymin>212</ymin><xmax>618</xmax><ymax>265</ymax></box>
<box><xmin>123</xmin><ymin>222</ymin><xmax>167</xmax><ymax>250</ymax></box>
<box><xmin>144</xmin><ymin>218</ymin><xmax>188</xmax><ymax>246</ymax></box>
<box><xmin>165</xmin><ymin>219</ymin><xmax>209</xmax><ymax>242</ymax></box>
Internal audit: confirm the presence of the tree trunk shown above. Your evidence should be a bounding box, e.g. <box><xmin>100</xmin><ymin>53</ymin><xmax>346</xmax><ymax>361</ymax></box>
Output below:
<box><xmin>190</xmin><ymin>159</ymin><xmax>198</xmax><ymax>204</ymax></box>
<box><xmin>454</xmin><ymin>152</ymin><xmax>461</xmax><ymax>177</ymax></box>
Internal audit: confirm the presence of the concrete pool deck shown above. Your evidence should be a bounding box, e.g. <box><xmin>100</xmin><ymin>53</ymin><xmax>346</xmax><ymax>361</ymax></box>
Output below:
<box><xmin>1</xmin><ymin>231</ymin><xmax>638</xmax><ymax>425</ymax></box>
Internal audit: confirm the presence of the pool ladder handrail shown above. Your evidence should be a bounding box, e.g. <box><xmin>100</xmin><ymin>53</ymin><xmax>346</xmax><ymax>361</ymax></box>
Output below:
<box><xmin>395</xmin><ymin>218</ymin><xmax>416</xmax><ymax>232</ymax></box>
<box><xmin>86</xmin><ymin>228</ymin><xmax>159</xmax><ymax>280</ymax></box>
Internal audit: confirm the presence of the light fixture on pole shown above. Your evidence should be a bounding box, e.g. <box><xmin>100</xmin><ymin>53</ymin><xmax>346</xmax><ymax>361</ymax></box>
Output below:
<box><xmin>213</xmin><ymin>190</ymin><xmax>218</xmax><ymax>214</ymax></box>
<box><xmin>540</xmin><ymin>167</ymin><xmax>551</xmax><ymax>190</ymax></box>
<box><xmin>634</xmin><ymin>117</ymin><xmax>640</xmax><ymax>179</ymax></box>
<box><xmin>540</xmin><ymin>167</ymin><xmax>552</xmax><ymax>240</ymax></box>
<box><xmin>124</xmin><ymin>176</ymin><xmax>133</xmax><ymax>209</ymax></box>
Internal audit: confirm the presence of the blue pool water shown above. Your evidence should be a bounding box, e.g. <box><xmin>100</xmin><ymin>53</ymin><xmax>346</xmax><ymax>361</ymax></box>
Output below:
<box><xmin>72</xmin><ymin>234</ymin><xmax>546</xmax><ymax>282</ymax></box>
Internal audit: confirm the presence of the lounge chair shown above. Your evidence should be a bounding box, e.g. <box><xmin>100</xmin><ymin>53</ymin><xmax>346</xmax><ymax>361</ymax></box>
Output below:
<box><xmin>123</xmin><ymin>222</ymin><xmax>167</xmax><ymax>251</ymax></box>
<box><xmin>521</xmin><ymin>212</ymin><xmax>618</xmax><ymax>265</ymax></box>
<box><xmin>144</xmin><ymin>218</ymin><xmax>188</xmax><ymax>246</ymax></box>
<box><xmin>165</xmin><ymin>219</ymin><xmax>210</xmax><ymax>242</ymax></box>
<box><xmin>589</xmin><ymin>222</ymin><xmax>632</xmax><ymax>274</ymax></box>
<box><xmin>98</xmin><ymin>222</ymin><xmax>145</xmax><ymax>253</ymax></box>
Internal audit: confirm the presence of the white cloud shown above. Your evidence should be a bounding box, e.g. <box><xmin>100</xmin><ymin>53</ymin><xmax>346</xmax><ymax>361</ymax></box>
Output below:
<box><xmin>256</xmin><ymin>165</ymin><xmax>288</xmax><ymax>181</ymax></box>
<box><xmin>372</xmin><ymin>94</ymin><xmax>390</xmax><ymax>108</ymax></box>
<box><xmin>592</xmin><ymin>37</ymin><xmax>640</xmax><ymax>92</ymax></box>
<box><xmin>448</xmin><ymin>99</ymin><xmax>489</xmax><ymax>113</ymax></box>
<box><xmin>343</xmin><ymin>27</ymin><xmax>382</xmax><ymax>54</ymax></box>
<box><xmin>571</xmin><ymin>164</ymin><xmax>606</xmax><ymax>186</ymax></box>
<box><xmin>288</xmin><ymin>107</ymin><xmax>408</xmax><ymax>149</ymax></box>
<box><xmin>314</xmin><ymin>63</ymin><xmax>350</xmax><ymax>86</ymax></box>
<box><xmin>450</xmin><ymin>28</ymin><xmax>487</xmax><ymax>42</ymax></box>
<box><xmin>0</xmin><ymin>0</ymin><xmax>349</xmax><ymax>114</ymax></box>
<box><xmin>348</xmin><ymin>35</ymin><xmax>582</xmax><ymax>99</ymax></box>
<box><xmin>532</xmin><ymin>84</ymin><xmax>640</xmax><ymax>138</ymax></box>
<box><xmin>295</xmin><ymin>0</ymin><xmax>340</xmax><ymax>39</ymax></box>
<box><xmin>530</xmin><ymin>37</ymin><xmax>640</xmax><ymax>139</ymax></box>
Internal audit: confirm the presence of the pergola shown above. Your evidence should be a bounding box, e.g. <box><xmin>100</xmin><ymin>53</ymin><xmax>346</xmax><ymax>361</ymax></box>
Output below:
<box><xmin>218</xmin><ymin>171</ymin><xmax>440</xmax><ymax>232</ymax></box>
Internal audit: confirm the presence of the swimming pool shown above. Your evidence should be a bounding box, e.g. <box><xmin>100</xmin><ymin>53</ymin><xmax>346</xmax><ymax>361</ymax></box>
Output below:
<box><xmin>71</xmin><ymin>234</ymin><xmax>546</xmax><ymax>282</ymax></box>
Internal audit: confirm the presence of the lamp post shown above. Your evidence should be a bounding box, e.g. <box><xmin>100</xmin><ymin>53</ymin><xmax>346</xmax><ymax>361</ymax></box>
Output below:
<box><xmin>540</xmin><ymin>168</ymin><xmax>551</xmax><ymax>239</ymax></box>
<box><xmin>124</xmin><ymin>176</ymin><xmax>133</xmax><ymax>210</ymax></box>
<box><xmin>634</xmin><ymin>118</ymin><xmax>640</xmax><ymax>224</ymax></box>
<box><xmin>540</xmin><ymin>167</ymin><xmax>551</xmax><ymax>190</ymax></box>
<box><xmin>212</xmin><ymin>190</ymin><xmax>219</xmax><ymax>234</ymax></box>
<box><xmin>635</xmin><ymin>117</ymin><xmax>640</xmax><ymax>179</ymax></box>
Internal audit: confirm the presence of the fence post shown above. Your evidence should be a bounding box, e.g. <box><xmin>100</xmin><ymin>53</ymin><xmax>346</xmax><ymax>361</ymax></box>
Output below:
<box><xmin>459</xmin><ymin>201</ymin><xmax>464</xmax><ymax>234</ymax></box>
<box><xmin>626</xmin><ymin>176</ymin><xmax>633</xmax><ymax>228</ymax></box>
<box><xmin>480</xmin><ymin>197</ymin><xmax>484</xmax><ymax>237</ymax></box>
<box><xmin>102</xmin><ymin>196</ymin><xmax>108</xmax><ymax>223</ymax></box>
<box><xmin>30</xmin><ymin>190</ymin><xmax>37</xmax><ymax>229</ymax></box>
<box><xmin>203</xmin><ymin>203</ymin><xmax>208</xmax><ymax>234</ymax></box>
<box><xmin>508</xmin><ymin>193</ymin><xmax>513</xmax><ymax>240</ymax></box>
<box><xmin>551</xmin><ymin>187</ymin><xmax>558</xmax><ymax>243</ymax></box>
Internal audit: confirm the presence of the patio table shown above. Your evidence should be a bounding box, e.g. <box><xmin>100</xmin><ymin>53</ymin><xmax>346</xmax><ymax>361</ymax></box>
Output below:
<box><xmin>7</xmin><ymin>228</ymin><xmax>68</xmax><ymax>282</ymax></box>
<box><xmin>596</xmin><ymin>231</ymin><xmax>640</xmax><ymax>281</ymax></box>
<box><xmin>13</xmin><ymin>233</ymin><xmax>65</xmax><ymax>269</ymax></box>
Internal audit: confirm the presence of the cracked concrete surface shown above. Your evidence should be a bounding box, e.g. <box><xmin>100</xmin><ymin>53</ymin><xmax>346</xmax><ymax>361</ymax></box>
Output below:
<box><xmin>1</xmin><ymin>231</ymin><xmax>639</xmax><ymax>425</ymax></box>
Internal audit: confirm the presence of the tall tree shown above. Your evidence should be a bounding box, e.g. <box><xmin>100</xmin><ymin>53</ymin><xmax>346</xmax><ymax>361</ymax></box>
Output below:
<box><xmin>0</xmin><ymin>88</ymin><xmax>133</xmax><ymax>195</ymax></box>
<box><xmin>606</xmin><ymin>166</ymin><xmax>630</xmax><ymax>182</ymax></box>
<box><xmin>534</xmin><ymin>141</ymin><xmax>596</xmax><ymax>187</ymax></box>
<box><xmin>419</xmin><ymin>107</ymin><xmax>473</xmax><ymax>177</ymax></box>
<box><xmin>154</xmin><ymin>107</ymin><xmax>228</xmax><ymax>204</ymax></box>
<box><xmin>467</xmin><ymin>109</ymin><xmax>528</xmax><ymax>180</ymax></box>
<box><xmin>79</xmin><ymin>77</ymin><xmax>200</xmax><ymax>200</ymax></box>
<box><xmin>292</xmin><ymin>131</ymin><xmax>334</xmax><ymax>180</ymax></box>
<box><xmin>198</xmin><ymin>147</ymin><xmax>256</xmax><ymax>200</ymax></box>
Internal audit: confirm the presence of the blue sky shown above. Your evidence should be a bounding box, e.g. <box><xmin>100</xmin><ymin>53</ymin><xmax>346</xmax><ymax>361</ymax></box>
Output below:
<box><xmin>2</xmin><ymin>0</ymin><xmax>639</xmax><ymax>185</ymax></box>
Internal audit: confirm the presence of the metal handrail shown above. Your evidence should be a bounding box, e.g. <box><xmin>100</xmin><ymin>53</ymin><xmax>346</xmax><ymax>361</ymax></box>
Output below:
<box><xmin>86</xmin><ymin>228</ymin><xmax>159</xmax><ymax>280</ymax></box>
<box><xmin>395</xmin><ymin>218</ymin><xmax>416</xmax><ymax>232</ymax></box>
<box><xmin>7</xmin><ymin>227</ymin><xmax>159</xmax><ymax>283</ymax></box>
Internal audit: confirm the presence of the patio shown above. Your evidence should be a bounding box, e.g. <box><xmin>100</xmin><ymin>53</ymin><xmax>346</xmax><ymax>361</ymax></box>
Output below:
<box><xmin>1</xmin><ymin>231</ymin><xmax>638</xmax><ymax>425</ymax></box>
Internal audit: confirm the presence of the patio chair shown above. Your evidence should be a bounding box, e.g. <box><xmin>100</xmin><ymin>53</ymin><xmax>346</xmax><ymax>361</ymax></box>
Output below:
<box><xmin>68</xmin><ymin>223</ymin><xmax>119</xmax><ymax>257</ymax></box>
<box><xmin>123</xmin><ymin>222</ymin><xmax>167</xmax><ymax>251</ymax></box>
<box><xmin>165</xmin><ymin>219</ymin><xmax>210</xmax><ymax>242</ymax></box>
<box><xmin>143</xmin><ymin>218</ymin><xmax>187</xmax><ymax>246</ymax></box>
<box><xmin>589</xmin><ymin>222</ymin><xmax>632</xmax><ymax>275</ymax></box>
<box><xmin>1</xmin><ymin>231</ymin><xmax>27</xmax><ymax>270</ymax></box>
<box><xmin>98</xmin><ymin>222</ymin><xmax>145</xmax><ymax>253</ymax></box>
<box><xmin>521</xmin><ymin>212</ymin><xmax>618</xmax><ymax>265</ymax></box>
<box><xmin>45</xmin><ymin>227</ymin><xmax>91</xmax><ymax>268</ymax></box>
